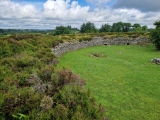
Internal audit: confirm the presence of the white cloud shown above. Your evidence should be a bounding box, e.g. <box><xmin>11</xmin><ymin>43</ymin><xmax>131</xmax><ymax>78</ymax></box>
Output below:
<box><xmin>42</xmin><ymin>0</ymin><xmax>90</xmax><ymax>21</ymax></box>
<box><xmin>0</xmin><ymin>0</ymin><xmax>38</xmax><ymax>18</ymax></box>
<box><xmin>0</xmin><ymin>0</ymin><xmax>159</xmax><ymax>29</ymax></box>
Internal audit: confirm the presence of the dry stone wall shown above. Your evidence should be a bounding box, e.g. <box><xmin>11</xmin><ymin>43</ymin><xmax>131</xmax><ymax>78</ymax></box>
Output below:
<box><xmin>52</xmin><ymin>37</ymin><xmax>149</xmax><ymax>56</ymax></box>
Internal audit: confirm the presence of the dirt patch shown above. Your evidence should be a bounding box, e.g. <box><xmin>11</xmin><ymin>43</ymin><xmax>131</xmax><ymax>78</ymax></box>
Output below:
<box><xmin>90</xmin><ymin>52</ymin><xmax>107</xmax><ymax>58</ymax></box>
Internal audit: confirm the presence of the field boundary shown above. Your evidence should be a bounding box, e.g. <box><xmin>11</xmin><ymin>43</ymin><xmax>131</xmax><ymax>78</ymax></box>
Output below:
<box><xmin>52</xmin><ymin>37</ymin><xmax>149</xmax><ymax>56</ymax></box>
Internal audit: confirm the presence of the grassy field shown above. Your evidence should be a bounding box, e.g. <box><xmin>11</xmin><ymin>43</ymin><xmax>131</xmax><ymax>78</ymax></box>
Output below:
<box><xmin>57</xmin><ymin>44</ymin><xmax>160</xmax><ymax>120</ymax></box>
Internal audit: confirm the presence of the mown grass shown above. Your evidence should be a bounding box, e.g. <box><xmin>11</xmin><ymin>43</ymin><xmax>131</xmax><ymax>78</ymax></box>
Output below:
<box><xmin>57</xmin><ymin>44</ymin><xmax>160</xmax><ymax>120</ymax></box>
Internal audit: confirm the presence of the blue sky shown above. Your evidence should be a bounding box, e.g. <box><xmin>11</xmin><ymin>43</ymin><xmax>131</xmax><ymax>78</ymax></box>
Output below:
<box><xmin>0</xmin><ymin>0</ymin><xmax>160</xmax><ymax>29</ymax></box>
<box><xmin>14</xmin><ymin>0</ymin><xmax>89</xmax><ymax>9</ymax></box>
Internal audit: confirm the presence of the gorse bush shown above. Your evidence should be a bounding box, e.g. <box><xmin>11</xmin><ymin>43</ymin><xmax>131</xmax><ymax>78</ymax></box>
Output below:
<box><xmin>0</xmin><ymin>33</ymin><xmax>107</xmax><ymax>120</ymax></box>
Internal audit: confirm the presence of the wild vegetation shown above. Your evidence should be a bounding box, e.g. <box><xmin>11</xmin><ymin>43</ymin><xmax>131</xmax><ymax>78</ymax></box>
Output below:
<box><xmin>150</xmin><ymin>20</ymin><xmax>160</xmax><ymax>50</ymax></box>
<box><xmin>53</xmin><ymin>21</ymin><xmax>149</xmax><ymax>35</ymax></box>
<box><xmin>0</xmin><ymin>20</ymin><xmax>159</xmax><ymax>119</ymax></box>
<box><xmin>0</xmin><ymin>33</ymin><xmax>107</xmax><ymax>119</ymax></box>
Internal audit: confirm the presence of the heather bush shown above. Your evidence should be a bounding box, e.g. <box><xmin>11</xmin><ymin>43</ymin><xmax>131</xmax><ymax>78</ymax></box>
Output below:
<box><xmin>53</xmin><ymin>69</ymin><xmax>86</xmax><ymax>88</ymax></box>
<box><xmin>0</xmin><ymin>33</ymin><xmax>106</xmax><ymax>120</ymax></box>
<box><xmin>39</xmin><ymin>65</ymin><xmax>55</xmax><ymax>82</ymax></box>
<box><xmin>0</xmin><ymin>39</ymin><xmax>23</xmax><ymax>58</ymax></box>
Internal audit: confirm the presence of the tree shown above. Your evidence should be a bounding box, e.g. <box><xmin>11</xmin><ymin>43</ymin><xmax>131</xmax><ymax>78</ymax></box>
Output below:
<box><xmin>99</xmin><ymin>23</ymin><xmax>111</xmax><ymax>32</ymax></box>
<box><xmin>54</xmin><ymin>26</ymin><xmax>70</xmax><ymax>35</ymax></box>
<box><xmin>80</xmin><ymin>22</ymin><xmax>97</xmax><ymax>33</ymax></box>
<box><xmin>154</xmin><ymin>20</ymin><xmax>160</xmax><ymax>28</ymax></box>
<box><xmin>142</xmin><ymin>25</ymin><xmax>148</xmax><ymax>31</ymax></box>
<box><xmin>111</xmin><ymin>22</ymin><xmax>124</xmax><ymax>32</ymax></box>
<box><xmin>150</xmin><ymin>20</ymin><xmax>160</xmax><ymax>50</ymax></box>
<box><xmin>122</xmin><ymin>23</ymin><xmax>131</xmax><ymax>32</ymax></box>
<box><xmin>133</xmin><ymin>23</ymin><xmax>141</xmax><ymax>29</ymax></box>
<box><xmin>134</xmin><ymin>27</ymin><xmax>142</xmax><ymax>32</ymax></box>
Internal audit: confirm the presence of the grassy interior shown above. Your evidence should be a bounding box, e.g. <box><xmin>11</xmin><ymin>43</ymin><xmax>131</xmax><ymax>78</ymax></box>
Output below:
<box><xmin>57</xmin><ymin>44</ymin><xmax>160</xmax><ymax>120</ymax></box>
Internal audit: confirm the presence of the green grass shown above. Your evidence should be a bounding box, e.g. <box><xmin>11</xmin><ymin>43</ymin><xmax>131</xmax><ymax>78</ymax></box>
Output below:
<box><xmin>57</xmin><ymin>44</ymin><xmax>160</xmax><ymax>120</ymax></box>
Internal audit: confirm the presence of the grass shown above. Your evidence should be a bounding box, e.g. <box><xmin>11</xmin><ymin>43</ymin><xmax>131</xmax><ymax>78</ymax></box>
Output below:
<box><xmin>57</xmin><ymin>44</ymin><xmax>160</xmax><ymax>120</ymax></box>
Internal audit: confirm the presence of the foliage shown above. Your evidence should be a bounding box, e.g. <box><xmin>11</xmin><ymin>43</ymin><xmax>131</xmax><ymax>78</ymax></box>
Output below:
<box><xmin>40</xmin><ymin>96</ymin><xmax>53</xmax><ymax>110</ymax></box>
<box><xmin>80</xmin><ymin>22</ymin><xmax>97</xmax><ymax>33</ymax></box>
<box><xmin>142</xmin><ymin>25</ymin><xmax>148</xmax><ymax>31</ymax></box>
<box><xmin>12</xmin><ymin>113</ymin><xmax>28</xmax><ymax>119</ymax></box>
<box><xmin>0</xmin><ymin>29</ymin><xmax>53</xmax><ymax>35</ymax></box>
<box><xmin>154</xmin><ymin>20</ymin><xmax>160</xmax><ymax>28</ymax></box>
<box><xmin>79</xmin><ymin>36</ymin><xmax>93</xmax><ymax>42</ymax></box>
<box><xmin>134</xmin><ymin>27</ymin><xmax>142</xmax><ymax>32</ymax></box>
<box><xmin>0</xmin><ymin>31</ymin><xmax>151</xmax><ymax>120</ymax></box>
<box><xmin>54</xmin><ymin>26</ymin><xmax>70</xmax><ymax>35</ymax></box>
<box><xmin>150</xmin><ymin>20</ymin><xmax>160</xmax><ymax>50</ymax></box>
<box><xmin>132</xmin><ymin>23</ymin><xmax>141</xmax><ymax>28</ymax></box>
<box><xmin>0</xmin><ymin>33</ymin><xmax>106</xmax><ymax>120</ymax></box>
<box><xmin>123</xmin><ymin>23</ymin><xmax>132</xmax><ymax>32</ymax></box>
<box><xmin>53</xmin><ymin>26</ymin><xmax>79</xmax><ymax>36</ymax></box>
<box><xmin>111</xmin><ymin>22</ymin><xmax>132</xmax><ymax>32</ymax></box>
<box><xmin>99</xmin><ymin>24</ymin><xmax>111</xmax><ymax>32</ymax></box>
<box><xmin>111</xmin><ymin>22</ymin><xmax>124</xmax><ymax>32</ymax></box>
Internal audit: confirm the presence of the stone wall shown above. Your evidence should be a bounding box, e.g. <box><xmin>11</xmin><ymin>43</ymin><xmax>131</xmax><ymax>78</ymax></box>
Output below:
<box><xmin>52</xmin><ymin>37</ymin><xmax>149</xmax><ymax>56</ymax></box>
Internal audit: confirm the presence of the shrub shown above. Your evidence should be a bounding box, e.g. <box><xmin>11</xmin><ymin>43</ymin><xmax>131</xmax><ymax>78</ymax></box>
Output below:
<box><xmin>53</xmin><ymin>69</ymin><xmax>86</xmax><ymax>88</ymax></box>
<box><xmin>1</xmin><ymin>87</ymin><xmax>41</xmax><ymax>119</ymax></box>
<box><xmin>0</xmin><ymin>34</ymin><xmax>107</xmax><ymax>120</ymax></box>
<box><xmin>79</xmin><ymin>36</ymin><xmax>93</xmax><ymax>42</ymax></box>
<box><xmin>39</xmin><ymin>65</ymin><xmax>55</xmax><ymax>82</ymax></box>
<box><xmin>40</xmin><ymin>96</ymin><xmax>53</xmax><ymax>110</ymax></box>
<box><xmin>150</xmin><ymin>28</ymin><xmax>160</xmax><ymax>50</ymax></box>
<box><xmin>0</xmin><ymin>39</ymin><xmax>23</xmax><ymax>58</ymax></box>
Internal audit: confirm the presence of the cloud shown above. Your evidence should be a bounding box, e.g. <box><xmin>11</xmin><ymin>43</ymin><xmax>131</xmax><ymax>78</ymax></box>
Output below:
<box><xmin>42</xmin><ymin>0</ymin><xmax>90</xmax><ymax>21</ymax></box>
<box><xmin>112</xmin><ymin>0</ymin><xmax>160</xmax><ymax>12</ymax></box>
<box><xmin>0</xmin><ymin>0</ymin><xmax>159</xmax><ymax>29</ymax></box>
<box><xmin>0</xmin><ymin>0</ymin><xmax>38</xmax><ymax>18</ymax></box>
<box><xmin>87</xmin><ymin>0</ymin><xmax>111</xmax><ymax>5</ymax></box>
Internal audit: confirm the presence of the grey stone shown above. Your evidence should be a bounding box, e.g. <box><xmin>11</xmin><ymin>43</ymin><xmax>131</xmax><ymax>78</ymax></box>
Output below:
<box><xmin>52</xmin><ymin>37</ymin><xmax>149</xmax><ymax>57</ymax></box>
<box><xmin>151</xmin><ymin>58</ymin><xmax>160</xmax><ymax>65</ymax></box>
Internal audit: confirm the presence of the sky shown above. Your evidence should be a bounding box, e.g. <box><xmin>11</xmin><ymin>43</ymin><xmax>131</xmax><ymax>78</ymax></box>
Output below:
<box><xmin>0</xmin><ymin>0</ymin><xmax>160</xmax><ymax>29</ymax></box>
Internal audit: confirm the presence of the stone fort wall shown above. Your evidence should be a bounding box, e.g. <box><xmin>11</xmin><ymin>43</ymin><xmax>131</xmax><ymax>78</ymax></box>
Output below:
<box><xmin>52</xmin><ymin>37</ymin><xmax>149</xmax><ymax>56</ymax></box>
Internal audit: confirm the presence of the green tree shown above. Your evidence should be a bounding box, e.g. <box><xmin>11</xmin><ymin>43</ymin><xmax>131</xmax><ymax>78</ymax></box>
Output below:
<box><xmin>99</xmin><ymin>23</ymin><xmax>111</xmax><ymax>32</ymax></box>
<box><xmin>80</xmin><ymin>22</ymin><xmax>97</xmax><ymax>33</ymax></box>
<box><xmin>123</xmin><ymin>23</ymin><xmax>131</xmax><ymax>32</ymax></box>
<box><xmin>142</xmin><ymin>25</ymin><xmax>148</xmax><ymax>31</ymax></box>
<box><xmin>133</xmin><ymin>23</ymin><xmax>141</xmax><ymax>29</ymax></box>
<box><xmin>134</xmin><ymin>27</ymin><xmax>142</xmax><ymax>32</ymax></box>
<box><xmin>54</xmin><ymin>26</ymin><xmax>70</xmax><ymax>35</ymax></box>
<box><xmin>111</xmin><ymin>22</ymin><xmax>123</xmax><ymax>32</ymax></box>
<box><xmin>154</xmin><ymin>20</ymin><xmax>160</xmax><ymax>28</ymax></box>
<box><xmin>150</xmin><ymin>20</ymin><xmax>160</xmax><ymax>50</ymax></box>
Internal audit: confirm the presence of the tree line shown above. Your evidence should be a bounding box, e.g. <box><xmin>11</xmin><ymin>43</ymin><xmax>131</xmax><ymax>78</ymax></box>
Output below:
<box><xmin>54</xmin><ymin>20</ymin><xmax>160</xmax><ymax>51</ymax></box>
<box><xmin>80</xmin><ymin>22</ymin><xmax>148</xmax><ymax>33</ymax></box>
<box><xmin>53</xmin><ymin>22</ymin><xmax>148</xmax><ymax>35</ymax></box>
<box><xmin>0</xmin><ymin>22</ymin><xmax>148</xmax><ymax>36</ymax></box>
<box><xmin>0</xmin><ymin>29</ymin><xmax>53</xmax><ymax>35</ymax></box>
